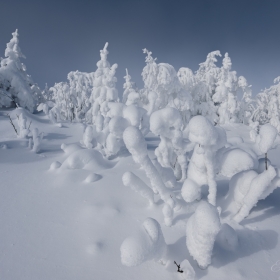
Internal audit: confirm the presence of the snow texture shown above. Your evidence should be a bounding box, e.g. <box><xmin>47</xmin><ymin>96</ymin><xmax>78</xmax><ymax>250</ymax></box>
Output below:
<box><xmin>122</xmin><ymin>171</ymin><xmax>154</xmax><ymax>205</ymax></box>
<box><xmin>186</xmin><ymin>201</ymin><xmax>221</xmax><ymax>269</ymax></box>
<box><xmin>120</xmin><ymin>218</ymin><xmax>166</xmax><ymax>267</ymax></box>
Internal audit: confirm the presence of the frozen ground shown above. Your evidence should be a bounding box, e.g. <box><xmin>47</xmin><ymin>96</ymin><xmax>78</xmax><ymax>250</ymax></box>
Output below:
<box><xmin>1</xmin><ymin>109</ymin><xmax>280</xmax><ymax>280</ymax></box>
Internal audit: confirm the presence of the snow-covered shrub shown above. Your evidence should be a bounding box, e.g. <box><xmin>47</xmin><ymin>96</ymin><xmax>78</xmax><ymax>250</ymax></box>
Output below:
<box><xmin>120</xmin><ymin>218</ymin><xmax>167</xmax><ymax>266</ymax></box>
<box><xmin>150</xmin><ymin>107</ymin><xmax>193</xmax><ymax>181</ymax></box>
<box><xmin>81</xmin><ymin>125</ymin><xmax>97</xmax><ymax>149</ymax></box>
<box><xmin>233</xmin><ymin>166</ymin><xmax>277</xmax><ymax>223</ymax></box>
<box><xmin>0</xmin><ymin>30</ymin><xmax>43</xmax><ymax>112</ymax></box>
<box><xmin>182</xmin><ymin>115</ymin><xmax>226</xmax><ymax>205</ymax></box>
<box><xmin>17</xmin><ymin>113</ymin><xmax>29</xmax><ymax>138</ymax></box>
<box><xmin>255</xmin><ymin>123</ymin><xmax>277</xmax><ymax>170</ymax></box>
<box><xmin>162</xmin><ymin>203</ymin><xmax>173</xmax><ymax>227</ymax></box>
<box><xmin>186</xmin><ymin>201</ymin><xmax>221</xmax><ymax>269</ymax></box>
<box><xmin>122</xmin><ymin>171</ymin><xmax>154</xmax><ymax>206</ymax></box>
<box><xmin>123</xmin><ymin>126</ymin><xmax>179</xmax><ymax>209</ymax></box>
<box><xmin>32</xmin><ymin>127</ymin><xmax>43</xmax><ymax>153</ymax></box>
<box><xmin>217</xmin><ymin>147</ymin><xmax>257</xmax><ymax>178</ymax></box>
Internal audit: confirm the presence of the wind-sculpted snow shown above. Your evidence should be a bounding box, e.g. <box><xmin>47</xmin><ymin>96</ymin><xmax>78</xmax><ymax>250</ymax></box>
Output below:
<box><xmin>120</xmin><ymin>218</ymin><xmax>167</xmax><ymax>267</ymax></box>
<box><xmin>60</xmin><ymin>148</ymin><xmax>115</xmax><ymax>170</ymax></box>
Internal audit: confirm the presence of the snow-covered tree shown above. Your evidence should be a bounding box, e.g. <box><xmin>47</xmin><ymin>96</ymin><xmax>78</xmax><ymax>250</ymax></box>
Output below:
<box><xmin>0</xmin><ymin>30</ymin><xmax>43</xmax><ymax>112</ymax></box>
<box><xmin>251</xmin><ymin>77</ymin><xmax>280</xmax><ymax>132</ymax></box>
<box><xmin>181</xmin><ymin>115</ymin><xmax>226</xmax><ymax>205</ymax></box>
<box><xmin>212</xmin><ymin>53</ymin><xmax>239</xmax><ymax>124</ymax></box>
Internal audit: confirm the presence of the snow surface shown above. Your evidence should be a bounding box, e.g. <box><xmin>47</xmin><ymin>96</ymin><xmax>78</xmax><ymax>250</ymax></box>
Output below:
<box><xmin>1</xmin><ymin>109</ymin><xmax>280</xmax><ymax>280</ymax></box>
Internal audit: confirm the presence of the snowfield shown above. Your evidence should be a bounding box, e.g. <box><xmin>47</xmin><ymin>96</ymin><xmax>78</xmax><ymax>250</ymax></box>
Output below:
<box><xmin>1</xmin><ymin>30</ymin><xmax>280</xmax><ymax>280</ymax></box>
<box><xmin>1</xmin><ymin>109</ymin><xmax>280</xmax><ymax>280</ymax></box>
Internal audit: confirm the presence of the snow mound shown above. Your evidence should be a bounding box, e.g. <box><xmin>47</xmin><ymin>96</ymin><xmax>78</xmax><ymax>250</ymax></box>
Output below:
<box><xmin>61</xmin><ymin>143</ymin><xmax>82</xmax><ymax>155</ymax></box>
<box><xmin>49</xmin><ymin>161</ymin><xmax>62</xmax><ymax>170</ymax></box>
<box><xmin>120</xmin><ymin>218</ymin><xmax>166</xmax><ymax>267</ymax></box>
<box><xmin>84</xmin><ymin>173</ymin><xmax>102</xmax><ymax>183</ymax></box>
<box><xmin>186</xmin><ymin>201</ymin><xmax>221</xmax><ymax>269</ymax></box>
<box><xmin>61</xmin><ymin>149</ymin><xmax>114</xmax><ymax>170</ymax></box>
<box><xmin>219</xmin><ymin>148</ymin><xmax>257</xmax><ymax>178</ymax></box>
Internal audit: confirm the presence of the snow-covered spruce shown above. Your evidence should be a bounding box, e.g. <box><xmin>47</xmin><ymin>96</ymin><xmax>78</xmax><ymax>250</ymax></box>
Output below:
<box><xmin>122</xmin><ymin>171</ymin><xmax>154</xmax><ymax>205</ymax></box>
<box><xmin>123</xmin><ymin>126</ymin><xmax>179</xmax><ymax>210</ymax></box>
<box><xmin>186</xmin><ymin>201</ymin><xmax>221</xmax><ymax>269</ymax></box>
<box><xmin>182</xmin><ymin>115</ymin><xmax>226</xmax><ymax>205</ymax></box>
<box><xmin>0</xmin><ymin>30</ymin><xmax>43</xmax><ymax>112</ymax></box>
<box><xmin>120</xmin><ymin>218</ymin><xmax>167</xmax><ymax>266</ymax></box>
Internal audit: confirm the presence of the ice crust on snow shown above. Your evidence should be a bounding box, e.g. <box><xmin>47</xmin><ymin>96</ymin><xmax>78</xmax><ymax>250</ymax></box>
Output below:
<box><xmin>186</xmin><ymin>201</ymin><xmax>221</xmax><ymax>269</ymax></box>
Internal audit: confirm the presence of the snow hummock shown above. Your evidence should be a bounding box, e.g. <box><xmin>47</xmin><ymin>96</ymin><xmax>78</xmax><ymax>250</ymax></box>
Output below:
<box><xmin>120</xmin><ymin>218</ymin><xmax>166</xmax><ymax>267</ymax></box>
<box><xmin>61</xmin><ymin>148</ymin><xmax>115</xmax><ymax>170</ymax></box>
<box><xmin>186</xmin><ymin>201</ymin><xmax>221</xmax><ymax>269</ymax></box>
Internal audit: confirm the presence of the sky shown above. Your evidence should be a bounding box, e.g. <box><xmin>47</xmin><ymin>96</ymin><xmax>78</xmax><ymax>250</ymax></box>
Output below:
<box><xmin>0</xmin><ymin>0</ymin><xmax>280</xmax><ymax>95</ymax></box>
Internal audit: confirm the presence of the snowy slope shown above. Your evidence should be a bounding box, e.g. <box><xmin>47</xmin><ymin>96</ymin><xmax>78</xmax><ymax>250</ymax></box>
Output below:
<box><xmin>1</xmin><ymin>109</ymin><xmax>280</xmax><ymax>280</ymax></box>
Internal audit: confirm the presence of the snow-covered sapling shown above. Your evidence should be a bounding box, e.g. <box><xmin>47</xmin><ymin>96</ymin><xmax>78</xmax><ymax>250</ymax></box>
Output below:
<box><xmin>182</xmin><ymin>115</ymin><xmax>226</xmax><ymax>205</ymax></box>
<box><xmin>150</xmin><ymin>107</ymin><xmax>193</xmax><ymax>181</ymax></box>
<box><xmin>120</xmin><ymin>218</ymin><xmax>167</xmax><ymax>267</ymax></box>
<box><xmin>122</xmin><ymin>171</ymin><xmax>154</xmax><ymax>206</ymax></box>
<box><xmin>233</xmin><ymin>166</ymin><xmax>277</xmax><ymax>223</ymax></box>
<box><xmin>32</xmin><ymin>127</ymin><xmax>43</xmax><ymax>153</ymax></box>
<box><xmin>17</xmin><ymin>113</ymin><xmax>29</xmax><ymax>138</ymax></box>
<box><xmin>186</xmin><ymin>201</ymin><xmax>221</xmax><ymax>269</ymax></box>
<box><xmin>162</xmin><ymin>203</ymin><xmax>174</xmax><ymax>227</ymax></box>
<box><xmin>123</xmin><ymin>126</ymin><xmax>179</xmax><ymax>210</ymax></box>
<box><xmin>82</xmin><ymin>125</ymin><xmax>97</xmax><ymax>149</ymax></box>
<box><xmin>255</xmin><ymin>124</ymin><xmax>277</xmax><ymax>170</ymax></box>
